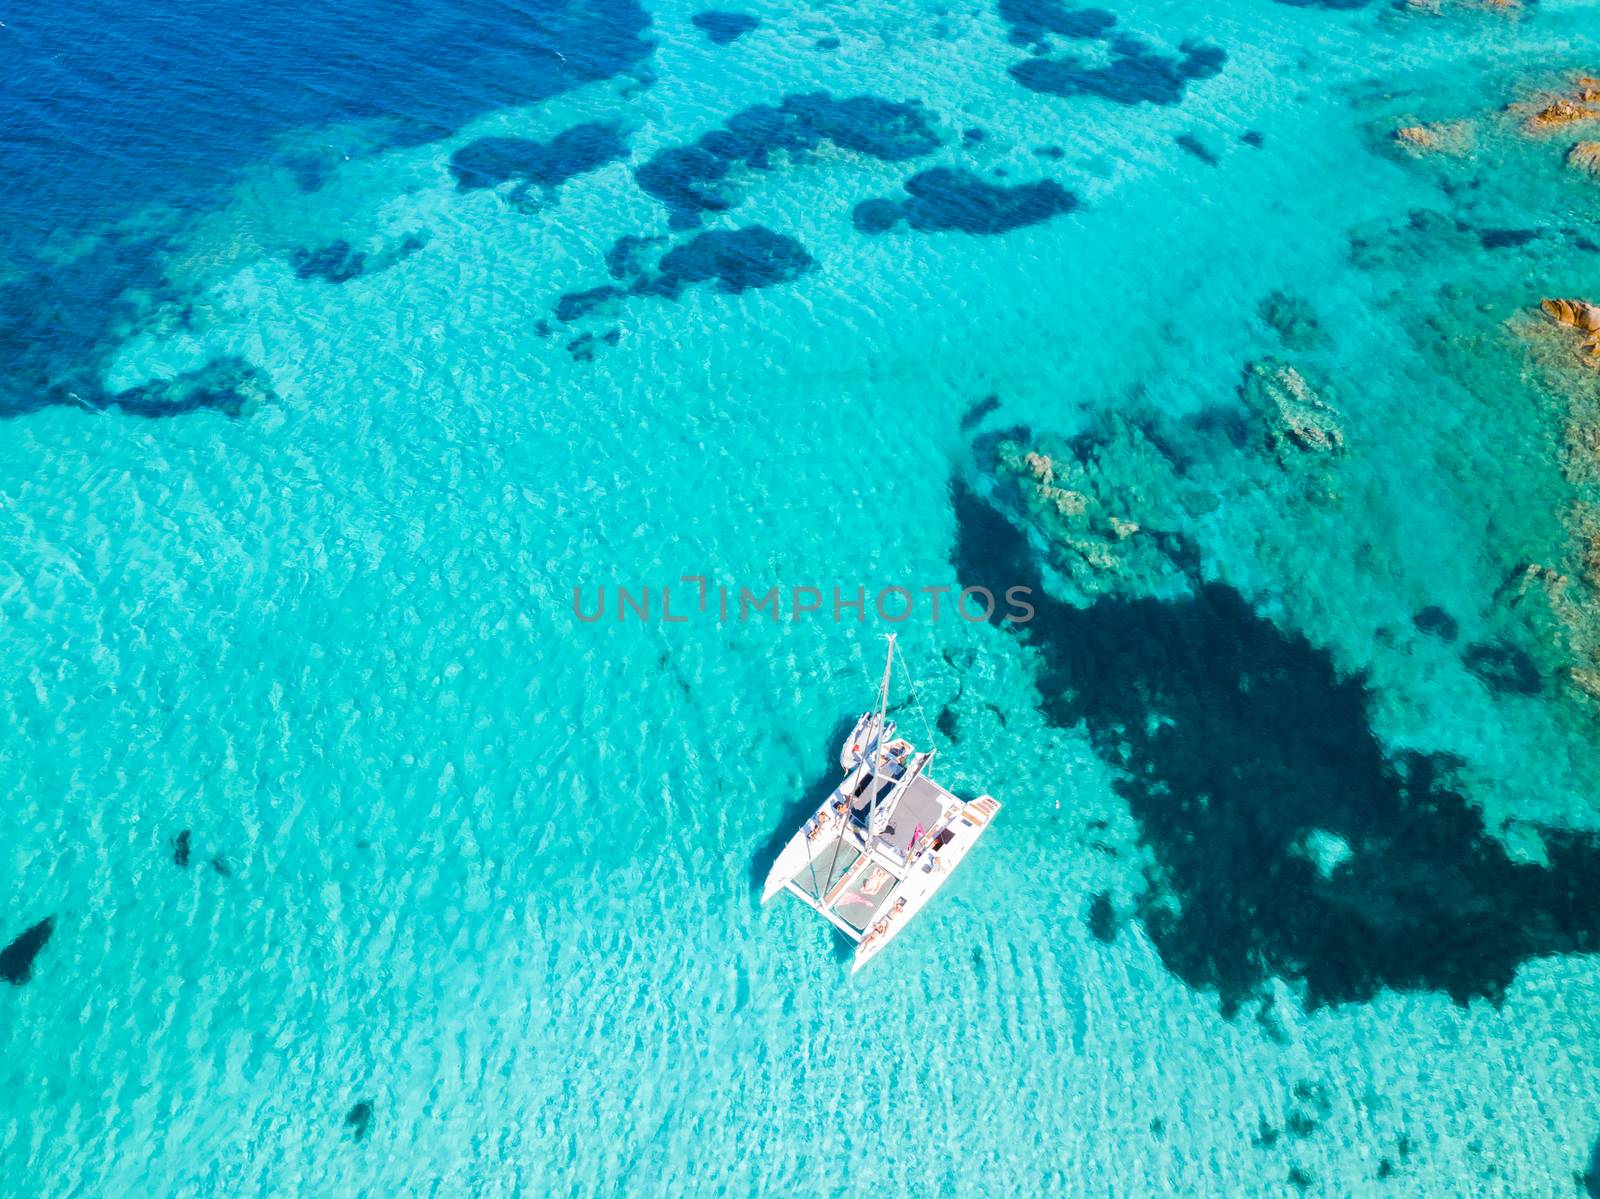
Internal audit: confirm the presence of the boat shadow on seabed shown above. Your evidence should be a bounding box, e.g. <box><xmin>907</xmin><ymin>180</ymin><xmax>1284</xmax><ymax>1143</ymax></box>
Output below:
<box><xmin>748</xmin><ymin>715</ymin><xmax>892</xmax><ymax>965</ymax></box>
<box><xmin>747</xmin><ymin>714</ymin><xmax>859</xmax><ymax>901</ymax></box>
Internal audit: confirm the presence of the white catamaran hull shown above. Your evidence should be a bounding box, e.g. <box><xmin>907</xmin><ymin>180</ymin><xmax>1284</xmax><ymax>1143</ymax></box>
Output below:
<box><xmin>850</xmin><ymin>795</ymin><xmax>1000</xmax><ymax>973</ymax></box>
<box><xmin>760</xmin><ymin>800</ymin><xmax>848</xmax><ymax>904</ymax></box>
<box><xmin>762</xmin><ymin>636</ymin><xmax>1002</xmax><ymax>972</ymax></box>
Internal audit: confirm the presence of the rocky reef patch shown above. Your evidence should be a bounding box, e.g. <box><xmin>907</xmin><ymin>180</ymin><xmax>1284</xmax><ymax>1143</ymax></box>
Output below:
<box><xmin>555</xmin><ymin>226</ymin><xmax>815</xmax><ymax>325</ymax></box>
<box><xmin>691</xmin><ymin>10</ymin><xmax>759</xmax><ymax>44</ymax></box>
<box><xmin>101</xmin><ymin>356</ymin><xmax>277</xmax><ymax>420</ymax></box>
<box><xmin>1010</xmin><ymin>36</ymin><xmax>1225</xmax><ymax>107</ymax></box>
<box><xmin>853</xmin><ymin>167</ymin><xmax>1078</xmax><ymax>235</ymax></box>
<box><xmin>950</xmin><ymin>479</ymin><xmax>1600</xmax><ymax>1014</ymax></box>
<box><xmin>1391</xmin><ymin>120</ymin><xmax>1476</xmax><ymax>158</ymax></box>
<box><xmin>345</xmin><ymin>1100</ymin><xmax>375</xmax><ymax>1143</ymax></box>
<box><xmin>290</xmin><ymin>232</ymin><xmax>429</xmax><ymax>284</ymax></box>
<box><xmin>1540</xmin><ymin>298</ymin><xmax>1600</xmax><ymax>361</ymax></box>
<box><xmin>1239</xmin><ymin>359</ymin><xmax>1345</xmax><ymax>460</ymax></box>
<box><xmin>998</xmin><ymin>0</ymin><xmax>1117</xmax><ymax>48</ymax></box>
<box><xmin>1176</xmin><ymin>133</ymin><xmax>1219</xmax><ymax>166</ymax></box>
<box><xmin>449</xmin><ymin>123</ymin><xmax>629</xmax><ymax>198</ymax></box>
<box><xmin>1513</xmin><ymin>74</ymin><xmax>1600</xmax><ymax>137</ymax></box>
<box><xmin>635</xmin><ymin>93</ymin><xmax>940</xmax><ymax>228</ymax></box>
<box><xmin>985</xmin><ymin>418</ymin><xmax>1196</xmax><ymax>599</ymax></box>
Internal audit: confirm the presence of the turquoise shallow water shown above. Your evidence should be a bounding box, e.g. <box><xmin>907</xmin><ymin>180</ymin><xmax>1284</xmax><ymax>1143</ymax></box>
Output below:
<box><xmin>4</xmin><ymin>0</ymin><xmax>1600</xmax><ymax>1194</ymax></box>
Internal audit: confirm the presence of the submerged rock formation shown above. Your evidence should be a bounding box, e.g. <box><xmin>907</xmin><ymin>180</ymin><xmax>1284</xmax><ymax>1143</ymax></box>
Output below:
<box><xmin>1406</xmin><ymin>0</ymin><xmax>1522</xmax><ymax>13</ymax></box>
<box><xmin>990</xmin><ymin>419</ymin><xmax>1194</xmax><ymax>599</ymax></box>
<box><xmin>1541</xmin><ymin>298</ymin><xmax>1600</xmax><ymax>361</ymax></box>
<box><xmin>950</xmin><ymin>482</ymin><xmax>1600</xmax><ymax>1014</ymax></box>
<box><xmin>1516</xmin><ymin>76</ymin><xmax>1600</xmax><ymax>135</ymax></box>
<box><xmin>1500</xmin><ymin>313</ymin><xmax>1600</xmax><ymax>708</ymax></box>
<box><xmin>345</xmin><ymin>1100</ymin><xmax>374</xmax><ymax>1142</ymax></box>
<box><xmin>1257</xmin><ymin>290</ymin><xmax>1327</xmax><ymax>350</ymax></box>
<box><xmin>1494</xmin><ymin>560</ymin><xmax>1600</xmax><ymax>702</ymax></box>
<box><xmin>1570</xmin><ymin>141</ymin><xmax>1600</xmax><ymax>176</ymax></box>
<box><xmin>1392</xmin><ymin>121</ymin><xmax>1474</xmax><ymax>156</ymax></box>
<box><xmin>1240</xmin><ymin>359</ymin><xmax>1345</xmax><ymax>458</ymax></box>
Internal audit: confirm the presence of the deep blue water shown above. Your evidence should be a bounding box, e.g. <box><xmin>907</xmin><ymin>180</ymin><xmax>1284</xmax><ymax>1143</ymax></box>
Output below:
<box><xmin>0</xmin><ymin>0</ymin><xmax>652</xmax><ymax>413</ymax></box>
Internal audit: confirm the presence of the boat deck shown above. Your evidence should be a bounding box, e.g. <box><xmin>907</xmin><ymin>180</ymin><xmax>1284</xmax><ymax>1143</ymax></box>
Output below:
<box><xmin>876</xmin><ymin>774</ymin><xmax>950</xmax><ymax>857</ymax></box>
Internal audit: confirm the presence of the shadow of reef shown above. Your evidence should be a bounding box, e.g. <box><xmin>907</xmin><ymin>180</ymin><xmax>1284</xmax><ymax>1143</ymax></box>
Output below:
<box><xmin>951</xmin><ymin>479</ymin><xmax>1600</xmax><ymax>1015</ymax></box>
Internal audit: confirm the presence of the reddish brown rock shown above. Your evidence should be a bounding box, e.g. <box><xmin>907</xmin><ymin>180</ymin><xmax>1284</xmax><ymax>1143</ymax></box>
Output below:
<box><xmin>1522</xmin><ymin>96</ymin><xmax>1600</xmax><ymax>134</ymax></box>
<box><xmin>1393</xmin><ymin>121</ymin><xmax>1474</xmax><ymax>155</ymax></box>
<box><xmin>1541</xmin><ymin>300</ymin><xmax>1600</xmax><ymax>363</ymax></box>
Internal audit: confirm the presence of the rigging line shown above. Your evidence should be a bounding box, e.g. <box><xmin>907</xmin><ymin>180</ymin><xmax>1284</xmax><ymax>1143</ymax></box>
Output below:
<box><xmin>897</xmin><ymin>641</ymin><xmax>938</xmax><ymax>753</ymax></box>
<box><xmin>803</xmin><ymin>835</ymin><xmax>824</xmax><ymax>907</ymax></box>
<box><xmin>819</xmin><ymin>791</ymin><xmax>850</xmax><ymax>910</ymax></box>
<box><xmin>823</xmin><ymin>637</ymin><xmax>892</xmax><ymax>903</ymax></box>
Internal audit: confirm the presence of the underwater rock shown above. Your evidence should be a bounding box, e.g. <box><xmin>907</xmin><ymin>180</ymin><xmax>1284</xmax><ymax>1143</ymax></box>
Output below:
<box><xmin>1011</xmin><ymin>38</ymin><xmax>1225</xmax><ymax>106</ymax></box>
<box><xmin>1569</xmin><ymin>141</ymin><xmax>1600</xmax><ymax>176</ymax></box>
<box><xmin>1527</xmin><ymin>99</ymin><xmax>1600</xmax><ymax>133</ymax></box>
<box><xmin>1463</xmin><ymin>639</ymin><xmax>1542</xmax><ymax>695</ymax></box>
<box><xmin>1540</xmin><ymin>298</ymin><xmax>1600</xmax><ymax>361</ymax></box>
<box><xmin>291</xmin><ymin>233</ymin><xmax>427</xmax><ymax>284</ymax></box>
<box><xmin>960</xmin><ymin>394</ymin><xmax>1002</xmax><ymax>431</ymax></box>
<box><xmin>1087</xmin><ymin>891</ymin><xmax>1116</xmax><ymax>942</ymax></box>
<box><xmin>1481</xmin><ymin>227</ymin><xmax>1541</xmax><ymax>250</ymax></box>
<box><xmin>103</xmin><ymin>356</ymin><xmax>275</xmax><ymax>419</ymax></box>
<box><xmin>989</xmin><ymin>420</ymin><xmax>1195</xmax><ymax>599</ymax></box>
<box><xmin>292</xmin><ymin>239</ymin><xmax>366</xmax><ymax>284</ymax></box>
<box><xmin>651</xmin><ymin>227</ymin><xmax>814</xmax><ymax>294</ymax></box>
<box><xmin>605</xmin><ymin>234</ymin><xmax>663</xmax><ymax>279</ymax></box>
<box><xmin>1348</xmin><ymin>207</ymin><xmax>1481</xmax><ymax>272</ymax></box>
<box><xmin>1239</xmin><ymin>359</ymin><xmax>1345</xmax><ymax>458</ymax></box>
<box><xmin>1285</xmin><ymin>1080</ymin><xmax>1327</xmax><ymax>1138</ymax></box>
<box><xmin>1392</xmin><ymin>120</ymin><xmax>1474</xmax><ymax>156</ymax></box>
<box><xmin>1489</xmin><ymin>559</ymin><xmax>1600</xmax><ymax>708</ymax></box>
<box><xmin>852</xmin><ymin>167</ymin><xmax>1078</xmax><ymax>235</ymax></box>
<box><xmin>449</xmin><ymin>124</ymin><xmax>628</xmax><ymax>194</ymax></box>
<box><xmin>1176</xmin><ymin>133</ymin><xmax>1218</xmax><ymax>165</ymax></box>
<box><xmin>1257</xmin><ymin>290</ymin><xmax>1325</xmax><ymax>350</ymax></box>
<box><xmin>950</xmin><ymin>482</ymin><xmax>1600</xmax><ymax>1013</ymax></box>
<box><xmin>998</xmin><ymin>0</ymin><xmax>1118</xmax><ymax>49</ymax></box>
<box><xmin>1</xmin><ymin>917</ymin><xmax>55</xmax><ymax>985</ymax></box>
<box><xmin>1517</xmin><ymin>78</ymin><xmax>1600</xmax><ymax>135</ymax></box>
<box><xmin>555</xmin><ymin>285</ymin><xmax>623</xmax><ymax>322</ymax></box>
<box><xmin>636</xmin><ymin>93</ymin><xmax>940</xmax><ymax>228</ymax></box>
<box><xmin>556</xmin><ymin>227</ymin><xmax>815</xmax><ymax>328</ymax></box>
<box><xmin>691</xmin><ymin>10</ymin><xmax>759</xmax><ymax>44</ymax></box>
<box><xmin>1413</xmin><ymin>605</ymin><xmax>1459</xmax><ymax>641</ymax></box>
<box><xmin>345</xmin><ymin>1100</ymin><xmax>374</xmax><ymax>1142</ymax></box>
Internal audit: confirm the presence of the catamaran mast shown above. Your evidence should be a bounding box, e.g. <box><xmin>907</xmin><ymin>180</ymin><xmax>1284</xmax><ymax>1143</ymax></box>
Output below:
<box><xmin>866</xmin><ymin>634</ymin><xmax>896</xmax><ymax>835</ymax></box>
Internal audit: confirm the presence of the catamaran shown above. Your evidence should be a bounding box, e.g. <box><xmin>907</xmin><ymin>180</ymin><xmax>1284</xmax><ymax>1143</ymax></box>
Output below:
<box><xmin>761</xmin><ymin>634</ymin><xmax>1001</xmax><ymax>973</ymax></box>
